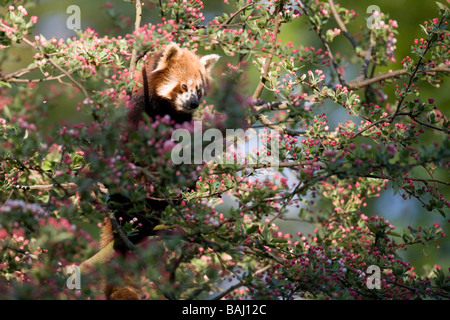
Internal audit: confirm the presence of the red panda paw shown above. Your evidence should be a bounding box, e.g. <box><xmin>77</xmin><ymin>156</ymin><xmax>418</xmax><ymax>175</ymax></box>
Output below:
<box><xmin>105</xmin><ymin>285</ymin><xmax>142</xmax><ymax>300</ymax></box>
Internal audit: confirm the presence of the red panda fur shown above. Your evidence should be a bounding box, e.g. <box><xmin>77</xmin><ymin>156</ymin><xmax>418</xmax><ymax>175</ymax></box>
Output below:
<box><xmin>128</xmin><ymin>43</ymin><xmax>220</xmax><ymax>126</ymax></box>
<box><xmin>100</xmin><ymin>43</ymin><xmax>219</xmax><ymax>300</ymax></box>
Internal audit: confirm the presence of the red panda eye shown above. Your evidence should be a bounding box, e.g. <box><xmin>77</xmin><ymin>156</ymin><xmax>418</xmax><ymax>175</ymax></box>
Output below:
<box><xmin>181</xmin><ymin>84</ymin><xmax>188</xmax><ymax>91</ymax></box>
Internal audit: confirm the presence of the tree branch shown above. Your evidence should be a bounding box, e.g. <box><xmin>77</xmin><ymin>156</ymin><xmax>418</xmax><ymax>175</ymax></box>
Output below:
<box><xmin>251</xmin><ymin>2</ymin><xmax>284</xmax><ymax>100</ymax></box>
<box><xmin>386</xmin><ymin>280</ymin><xmax>450</xmax><ymax>299</ymax></box>
<box><xmin>211</xmin><ymin>264</ymin><xmax>273</xmax><ymax>300</ymax></box>
<box><xmin>108</xmin><ymin>211</ymin><xmax>136</xmax><ymax>252</ymax></box>
<box><xmin>0</xmin><ymin>22</ymin><xmax>98</xmax><ymax>121</ymax></box>
<box><xmin>327</xmin><ymin>0</ymin><xmax>360</xmax><ymax>51</ymax></box>
<box><xmin>1</xmin><ymin>243</ymin><xmax>39</xmax><ymax>260</ymax></box>
<box><xmin>14</xmin><ymin>182</ymin><xmax>77</xmax><ymax>190</ymax></box>
<box><xmin>248</xmin><ymin>1</ymin><xmax>307</xmax><ymax>136</ymax></box>
<box><xmin>351</xmin><ymin>114</ymin><xmax>396</xmax><ymax>139</ymax></box>
<box><xmin>298</xmin><ymin>0</ymin><xmax>346</xmax><ymax>85</ymax></box>
<box><xmin>129</xmin><ymin>0</ymin><xmax>142</xmax><ymax>73</ymax></box>
<box><xmin>219</xmin><ymin>1</ymin><xmax>255</xmax><ymax>28</ymax></box>
<box><xmin>347</xmin><ymin>65</ymin><xmax>450</xmax><ymax>90</ymax></box>
<box><xmin>0</xmin><ymin>64</ymin><xmax>39</xmax><ymax>81</ymax></box>
<box><xmin>392</xmin><ymin>14</ymin><xmax>446</xmax><ymax>119</ymax></box>
<box><xmin>358</xmin><ymin>30</ymin><xmax>374</xmax><ymax>80</ymax></box>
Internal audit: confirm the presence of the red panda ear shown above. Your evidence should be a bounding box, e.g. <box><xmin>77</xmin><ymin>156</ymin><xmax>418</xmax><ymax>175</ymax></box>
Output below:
<box><xmin>200</xmin><ymin>54</ymin><xmax>220</xmax><ymax>74</ymax></box>
<box><xmin>153</xmin><ymin>43</ymin><xmax>182</xmax><ymax>73</ymax></box>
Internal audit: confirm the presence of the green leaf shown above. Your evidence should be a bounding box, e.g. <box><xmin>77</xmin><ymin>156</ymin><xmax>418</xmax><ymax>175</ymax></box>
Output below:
<box><xmin>388</xmin><ymin>232</ymin><xmax>401</xmax><ymax>237</ymax></box>
<box><xmin>420</xmin><ymin>24</ymin><xmax>429</xmax><ymax>36</ymax></box>
<box><xmin>41</xmin><ymin>161</ymin><xmax>53</xmax><ymax>172</ymax></box>
<box><xmin>435</xmin><ymin>2</ymin><xmax>445</xmax><ymax>11</ymax></box>
<box><xmin>0</xmin><ymin>81</ymin><xmax>12</xmax><ymax>88</ymax></box>
<box><xmin>246</xmin><ymin>224</ymin><xmax>259</xmax><ymax>234</ymax></box>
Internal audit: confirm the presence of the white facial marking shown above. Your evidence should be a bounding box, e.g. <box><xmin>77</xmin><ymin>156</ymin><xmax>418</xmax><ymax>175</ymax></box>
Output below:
<box><xmin>157</xmin><ymin>77</ymin><xmax>178</xmax><ymax>99</ymax></box>
<box><xmin>175</xmin><ymin>93</ymin><xmax>192</xmax><ymax>112</ymax></box>
<box><xmin>174</xmin><ymin>90</ymin><xmax>199</xmax><ymax>112</ymax></box>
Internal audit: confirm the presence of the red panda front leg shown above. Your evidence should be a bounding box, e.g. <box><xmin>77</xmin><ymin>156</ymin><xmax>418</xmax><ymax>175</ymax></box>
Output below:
<box><xmin>101</xmin><ymin>193</ymin><xmax>163</xmax><ymax>300</ymax></box>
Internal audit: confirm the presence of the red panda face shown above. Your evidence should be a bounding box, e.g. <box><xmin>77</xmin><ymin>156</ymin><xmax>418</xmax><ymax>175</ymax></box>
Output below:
<box><xmin>151</xmin><ymin>43</ymin><xmax>220</xmax><ymax>113</ymax></box>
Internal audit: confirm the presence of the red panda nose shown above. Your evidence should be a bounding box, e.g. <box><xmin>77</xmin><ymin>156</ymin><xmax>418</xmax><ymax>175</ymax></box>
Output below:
<box><xmin>188</xmin><ymin>96</ymin><xmax>199</xmax><ymax>110</ymax></box>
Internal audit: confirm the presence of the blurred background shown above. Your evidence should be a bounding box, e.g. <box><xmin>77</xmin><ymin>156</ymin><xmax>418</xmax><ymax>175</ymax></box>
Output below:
<box><xmin>2</xmin><ymin>0</ymin><xmax>448</xmax><ymax>275</ymax></box>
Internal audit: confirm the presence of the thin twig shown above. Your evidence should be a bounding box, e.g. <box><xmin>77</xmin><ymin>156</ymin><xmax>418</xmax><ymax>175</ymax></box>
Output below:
<box><xmin>211</xmin><ymin>264</ymin><xmax>273</xmax><ymax>300</ymax></box>
<box><xmin>251</xmin><ymin>1</ymin><xmax>285</xmax><ymax>100</ymax></box>
<box><xmin>366</xmin><ymin>174</ymin><xmax>450</xmax><ymax>186</ymax></box>
<box><xmin>254</xmin><ymin>100</ymin><xmax>289</xmax><ymax>111</ymax></box>
<box><xmin>249</xmin><ymin>1</ymin><xmax>306</xmax><ymax>136</ymax></box>
<box><xmin>352</xmin><ymin>104</ymin><xmax>449</xmax><ymax>139</ymax></box>
<box><xmin>16</xmin><ymin>33</ymin><xmax>91</xmax><ymax>101</ymax></box>
<box><xmin>5</xmin><ymin>74</ymin><xmax>67</xmax><ymax>83</ymax></box>
<box><xmin>0</xmin><ymin>22</ymin><xmax>98</xmax><ymax>121</ymax></box>
<box><xmin>268</xmin><ymin>181</ymin><xmax>309</xmax><ymax>224</ymax></box>
<box><xmin>0</xmin><ymin>243</ymin><xmax>39</xmax><ymax>260</ymax></box>
<box><xmin>348</xmin><ymin>65</ymin><xmax>449</xmax><ymax>90</ymax></box>
<box><xmin>45</xmin><ymin>55</ymin><xmax>91</xmax><ymax>102</ymax></box>
<box><xmin>348</xmin><ymin>68</ymin><xmax>407</xmax><ymax>89</ymax></box>
<box><xmin>297</xmin><ymin>0</ymin><xmax>346</xmax><ymax>85</ymax></box>
<box><xmin>327</xmin><ymin>0</ymin><xmax>360</xmax><ymax>50</ymax></box>
<box><xmin>0</xmin><ymin>64</ymin><xmax>39</xmax><ymax>81</ymax></box>
<box><xmin>219</xmin><ymin>1</ymin><xmax>255</xmax><ymax>28</ymax></box>
<box><xmin>229</xmin><ymin>160</ymin><xmax>306</xmax><ymax>171</ymax></box>
<box><xmin>409</xmin><ymin>115</ymin><xmax>449</xmax><ymax>133</ymax></box>
<box><xmin>392</xmin><ymin>14</ymin><xmax>446</xmax><ymax>119</ymax></box>
<box><xmin>158</xmin><ymin>0</ymin><xmax>165</xmax><ymax>19</ymax></box>
<box><xmin>255</xmin><ymin>113</ymin><xmax>306</xmax><ymax>136</ymax></box>
<box><xmin>351</xmin><ymin>114</ymin><xmax>395</xmax><ymax>139</ymax></box>
<box><xmin>108</xmin><ymin>211</ymin><xmax>136</xmax><ymax>251</ymax></box>
<box><xmin>359</xmin><ymin>31</ymin><xmax>374</xmax><ymax>80</ymax></box>
<box><xmin>14</xmin><ymin>183</ymin><xmax>77</xmax><ymax>190</ymax></box>
<box><xmin>386</xmin><ymin>280</ymin><xmax>450</xmax><ymax>299</ymax></box>
<box><xmin>10</xmin><ymin>159</ymin><xmax>73</xmax><ymax>198</ymax></box>
<box><xmin>130</xmin><ymin>0</ymin><xmax>142</xmax><ymax>73</ymax></box>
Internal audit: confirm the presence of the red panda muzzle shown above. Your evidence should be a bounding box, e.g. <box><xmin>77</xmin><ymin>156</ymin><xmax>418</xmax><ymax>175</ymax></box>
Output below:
<box><xmin>186</xmin><ymin>95</ymin><xmax>199</xmax><ymax>110</ymax></box>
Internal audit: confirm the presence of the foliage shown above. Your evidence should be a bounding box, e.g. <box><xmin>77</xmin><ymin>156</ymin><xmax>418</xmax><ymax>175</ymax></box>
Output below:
<box><xmin>0</xmin><ymin>0</ymin><xmax>449</xmax><ymax>300</ymax></box>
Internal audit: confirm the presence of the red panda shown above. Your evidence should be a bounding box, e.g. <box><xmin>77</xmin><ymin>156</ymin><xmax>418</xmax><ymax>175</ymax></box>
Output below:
<box><xmin>128</xmin><ymin>42</ymin><xmax>220</xmax><ymax>126</ymax></box>
<box><xmin>100</xmin><ymin>43</ymin><xmax>220</xmax><ymax>299</ymax></box>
